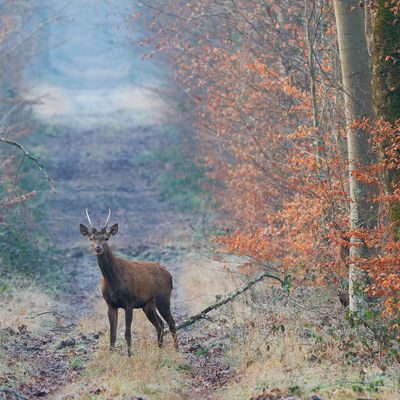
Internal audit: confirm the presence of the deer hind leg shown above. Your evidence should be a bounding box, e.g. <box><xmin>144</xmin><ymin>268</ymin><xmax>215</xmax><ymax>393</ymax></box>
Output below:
<box><xmin>107</xmin><ymin>304</ymin><xmax>118</xmax><ymax>350</ymax></box>
<box><xmin>157</xmin><ymin>301</ymin><xmax>178</xmax><ymax>350</ymax></box>
<box><xmin>125</xmin><ymin>306</ymin><xmax>133</xmax><ymax>357</ymax></box>
<box><xmin>143</xmin><ymin>301</ymin><xmax>164</xmax><ymax>348</ymax></box>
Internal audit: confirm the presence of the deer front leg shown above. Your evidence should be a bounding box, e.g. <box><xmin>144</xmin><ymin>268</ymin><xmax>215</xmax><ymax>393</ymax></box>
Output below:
<box><xmin>125</xmin><ymin>307</ymin><xmax>133</xmax><ymax>357</ymax></box>
<box><xmin>107</xmin><ymin>304</ymin><xmax>118</xmax><ymax>350</ymax></box>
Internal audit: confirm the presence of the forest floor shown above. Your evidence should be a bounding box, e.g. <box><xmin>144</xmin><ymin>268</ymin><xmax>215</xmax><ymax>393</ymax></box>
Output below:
<box><xmin>0</xmin><ymin>120</ymin><xmax>238</xmax><ymax>400</ymax></box>
<box><xmin>1</xmin><ymin>119</ymin><xmax>399</xmax><ymax>400</ymax></box>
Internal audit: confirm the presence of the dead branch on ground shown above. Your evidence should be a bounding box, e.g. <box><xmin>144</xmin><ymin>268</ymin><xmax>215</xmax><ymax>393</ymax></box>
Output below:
<box><xmin>167</xmin><ymin>271</ymin><xmax>282</xmax><ymax>334</ymax></box>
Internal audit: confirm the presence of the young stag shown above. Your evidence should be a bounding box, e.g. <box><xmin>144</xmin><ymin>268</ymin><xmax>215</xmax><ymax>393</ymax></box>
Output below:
<box><xmin>80</xmin><ymin>209</ymin><xmax>178</xmax><ymax>356</ymax></box>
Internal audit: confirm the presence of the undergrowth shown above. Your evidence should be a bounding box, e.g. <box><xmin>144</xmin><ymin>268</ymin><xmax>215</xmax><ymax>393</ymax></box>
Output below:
<box><xmin>0</xmin><ymin>205</ymin><xmax>64</xmax><ymax>289</ymax></box>
<box><xmin>0</xmin><ymin>122</ymin><xmax>65</xmax><ymax>289</ymax></box>
<box><xmin>176</xmin><ymin>253</ymin><xmax>400</xmax><ymax>400</ymax></box>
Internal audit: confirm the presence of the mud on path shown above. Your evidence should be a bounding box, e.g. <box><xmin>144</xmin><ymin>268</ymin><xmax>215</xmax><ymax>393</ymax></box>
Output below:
<box><xmin>6</xmin><ymin>121</ymin><xmax>234</xmax><ymax>399</ymax></box>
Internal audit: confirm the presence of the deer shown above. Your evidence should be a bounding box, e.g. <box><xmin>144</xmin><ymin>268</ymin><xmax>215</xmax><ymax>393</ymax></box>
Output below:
<box><xmin>79</xmin><ymin>209</ymin><xmax>178</xmax><ymax>357</ymax></box>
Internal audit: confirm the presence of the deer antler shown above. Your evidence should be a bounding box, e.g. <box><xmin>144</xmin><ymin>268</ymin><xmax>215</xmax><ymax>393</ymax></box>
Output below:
<box><xmin>104</xmin><ymin>209</ymin><xmax>111</xmax><ymax>229</ymax></box>
<box><xmin>85</xmin><ymin>208</ymin><xmax>94</xmax><ymax>228</ymax></box>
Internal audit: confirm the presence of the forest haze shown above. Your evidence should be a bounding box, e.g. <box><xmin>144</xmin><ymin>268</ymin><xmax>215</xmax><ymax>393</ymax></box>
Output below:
<box><xmin>0</xmin><ymin>1</ymin><xmax>400</xmax><ymax>399</ymax></box>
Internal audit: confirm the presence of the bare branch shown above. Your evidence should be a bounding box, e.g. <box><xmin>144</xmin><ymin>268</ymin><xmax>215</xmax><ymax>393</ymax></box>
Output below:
<box><xmin>0</xmin><ymin>137</ymin><xmax>56</xmax><ymax>193</ymax></box>
<box><xmin>26</xmin><ymin>310</ymin><xmax>78</xmax><ymax>321</ymax></box>
<box><xmin>167</xmin><ymin>271</ymin><xmax>282</xmax><ymax>334</ymax></box>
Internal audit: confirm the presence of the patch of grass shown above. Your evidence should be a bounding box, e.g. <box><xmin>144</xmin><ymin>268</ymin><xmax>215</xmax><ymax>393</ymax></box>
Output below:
<box><xmin>0</xmin><ymin>276</ymin><xmax>57</xmax><ymax>387</ymax></box>
<box><xmin>175</xmin><ymin>253</ymin><xmax>400</xmax><ymax>400</ymax></box>
<box><xmin>70</xmin><ymin>355</ymin><xmax>85</xmax><ymax>371</ymax></box>
<box><xmin>56</xmin><ymin>301</ymin><xmax>189</xmax><ymax>400</ymax></box>
<box><xmin>140</xmin><ymin>133</ymin><xmax>216</xmax><ymax>213</ymax></box>
<box><xmin>177</xmin><ymin>362</ymin><xmax>191</xmax><ymax>372</ymax></box>
<box><xmin>215</xmin><ymin>293</ymin><xmax>400</xmax><ymax>400</ymax></box>
<box><xmin>195</xmin><ymin>346</ymin><xmax>209</xmax><ymax>357</ymax></box>
<box><xmin>158</xmin><ymin>145</ymin><xmax>209</xmax><ymax>211</ymax></box>
<box><xmin>0</xmin><ymin>277</ymin><xmax>55</xmax><ymax>333</ymax></box>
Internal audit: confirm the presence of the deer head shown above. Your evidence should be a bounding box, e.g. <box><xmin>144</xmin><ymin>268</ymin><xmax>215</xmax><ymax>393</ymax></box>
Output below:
<box><xmin>80</xmin><ymin>209</ymin><xmax>118</xmax><ymax>255</ymax></box>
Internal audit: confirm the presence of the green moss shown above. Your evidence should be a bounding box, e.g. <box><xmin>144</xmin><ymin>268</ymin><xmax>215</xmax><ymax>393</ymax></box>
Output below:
<box><xmin>372</xmin><ymin>2</ymin><xmax>400</xmax><ymax>228</ymax></box>
<box><xmin>372</xmin><ymin>1</ymin><xmax>400</xmax><ymax>122</ymax></box>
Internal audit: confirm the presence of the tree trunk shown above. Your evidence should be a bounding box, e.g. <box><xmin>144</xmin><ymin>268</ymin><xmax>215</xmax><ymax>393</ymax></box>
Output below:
<box><xmin>333</xmin><ymin>0</ymin><xmax>376</xmax><ymax>315</ymax></box>
<box><xmin>371</xmin><ymin>1</ymin><xmax>400</xmax><ymax>226</ymax></box>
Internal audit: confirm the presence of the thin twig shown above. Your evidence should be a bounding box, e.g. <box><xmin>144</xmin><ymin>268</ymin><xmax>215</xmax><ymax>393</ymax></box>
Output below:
<box><xmin>0</xmin><ymin>137</ymin><xmax>56</xmax><ymax>192</ymax></box>
<box><xmin>12</xmin><ymin>153</ymin><xmax>25</xmax><ymax>192</ymax></box>
<box><xmin>26</xmin><ymin>311</ymin><xmax>77</xmax><ymax>321</ymax></box>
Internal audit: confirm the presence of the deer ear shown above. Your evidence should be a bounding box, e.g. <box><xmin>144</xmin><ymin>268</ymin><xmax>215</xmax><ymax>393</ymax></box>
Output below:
<box><xmin>80</xmin><ymin>224</ymin><xmax>90</xmax><ymax>236</ymax></box>
<box><xmin>109</xmin><ymin>223</ymin><xmax>118</xmax><ymax>236</ymax></box>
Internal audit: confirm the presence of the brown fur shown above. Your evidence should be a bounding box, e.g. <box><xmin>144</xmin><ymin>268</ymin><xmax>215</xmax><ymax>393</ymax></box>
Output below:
<box><xmin>80</xmin><ymin>220</ymin><xmax>178</xmax><ymax>356</ymax></box>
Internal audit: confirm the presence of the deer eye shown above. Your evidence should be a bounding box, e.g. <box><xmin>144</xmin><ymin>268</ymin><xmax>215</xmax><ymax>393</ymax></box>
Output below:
<box><xmin>89</xmin><ymin>237</ymin><xmax>93</xmax><ymax>241</ymax></box>
<box><xmin>104</xmin><ymin>237</ymin><xmax>109</xmax><ymax>241</ymax></box>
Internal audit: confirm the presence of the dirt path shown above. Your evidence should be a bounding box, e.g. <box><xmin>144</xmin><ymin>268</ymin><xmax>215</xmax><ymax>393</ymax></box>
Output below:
<box><xmin>8</xmin><ymin>122</ymin><xmax>233</xmax><ymax>399</ymax></box>
<box><xmin>42</xmin><ymin>123</ymin><xmax>184</xmax><ymax>316</ymax></box>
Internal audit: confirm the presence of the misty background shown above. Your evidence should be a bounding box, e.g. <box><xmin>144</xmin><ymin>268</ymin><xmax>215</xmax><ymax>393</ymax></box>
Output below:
<box><xmin>28</xmin><ymin>0</ymin><xmax>165</xmax><ymax>126</ymax></box>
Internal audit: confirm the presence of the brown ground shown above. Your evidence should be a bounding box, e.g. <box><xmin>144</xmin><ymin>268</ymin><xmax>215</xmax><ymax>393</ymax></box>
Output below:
<box><xmin>0</xmin><ymin>122</ymin><xmax>232</xmax><ymax>399</ymax></box>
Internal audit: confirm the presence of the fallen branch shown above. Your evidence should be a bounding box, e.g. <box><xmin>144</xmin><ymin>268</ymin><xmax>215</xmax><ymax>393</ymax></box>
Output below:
<box><xmin>171</xmin><ymin>271</ymin><xmax>282</xmax><ymax>333</ymax></box>
<box><xmin>26</xmin><ymin>310</ymin><xmax>78</xmax><ymax>321</ymax></box>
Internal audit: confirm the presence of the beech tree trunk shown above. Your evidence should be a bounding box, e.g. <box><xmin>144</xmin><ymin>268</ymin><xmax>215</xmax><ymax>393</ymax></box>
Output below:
<box><xmin>333</xmin><ymin>0</ymin><xmax>376</xmax><ymax>315</ymax></box>
<box><xmin>371</xmin><ymin>1</ymin><xmax>400</xmax><ymax>226</ymax></box>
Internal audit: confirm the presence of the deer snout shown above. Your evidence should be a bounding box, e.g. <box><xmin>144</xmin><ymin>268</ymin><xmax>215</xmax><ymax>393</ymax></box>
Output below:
<box><xmin>94</xmin><ymin>244</ymin><xmax>103</xmax><ymax>254</ymax></box>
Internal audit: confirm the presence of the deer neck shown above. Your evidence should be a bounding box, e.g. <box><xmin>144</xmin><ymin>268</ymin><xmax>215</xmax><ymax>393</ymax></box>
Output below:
<box><xmin>96</xmin><ymin>245</ymin><xmax>121</xmax><ymax>285</ymax></box>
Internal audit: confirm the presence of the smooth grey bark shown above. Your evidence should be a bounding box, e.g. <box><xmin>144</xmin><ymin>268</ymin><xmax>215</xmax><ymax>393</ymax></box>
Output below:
<box><xmin>333</xmin><ymin>0</ymin><xmax>376</xmax><ymax>314</ymax></box>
